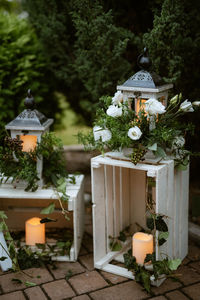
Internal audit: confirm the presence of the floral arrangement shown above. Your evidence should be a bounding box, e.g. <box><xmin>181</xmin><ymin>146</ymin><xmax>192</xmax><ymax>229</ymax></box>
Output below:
<box><xmin>79</xmin><ymin>91</ymin><xmax>200</xmax><ymax>167</ymax></box>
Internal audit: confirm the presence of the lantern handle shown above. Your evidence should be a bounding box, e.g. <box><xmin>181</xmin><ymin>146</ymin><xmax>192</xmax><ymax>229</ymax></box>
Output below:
<box><xmin>24</xmin><ymin>89</ymin><xmax>35</xmax><ymax>110</ymax></box>
<box><xmin>137</xmin><ymin>48</ymin><xmax>152</xmax><ymax>70</ymax></box>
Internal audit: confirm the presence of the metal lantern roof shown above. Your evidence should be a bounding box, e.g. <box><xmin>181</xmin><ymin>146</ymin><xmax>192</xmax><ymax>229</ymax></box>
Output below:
<box><xmin>5</xmin><ymin>90</ymin><xmax>53</xmax><ymax>131</ymax></box>
<box><xmin>117</xmin><ymin>48</ymin><xmax>173</xmax><ymax>92</ymax></box>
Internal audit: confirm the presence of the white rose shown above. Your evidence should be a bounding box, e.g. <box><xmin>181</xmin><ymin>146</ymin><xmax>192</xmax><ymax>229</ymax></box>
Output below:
<box><xmin>172</xmin><ymin>136</ymin><xmax>185</xmax><ymax>149</ymax></box>
<box><xmin>179</xmin><ymin>100</ymin><xmax>194</xmax><ymax>112</ymax></box>
<box><xmin>93</xmin><ymin>126</ymin><xmax>112</xmax><ymax>142</ymax></box>
<box><xmin>145</xmin><ymin>98</ymin><xmax>166</xmax><ymax>115</ymax></box>
<box><xmin>106</xmin><ymin>105</ymin><xmax>122</xmax><ymax>117</ymax></box>
<box><xmin>192</xmin><ymin>101</ymin><xmax>200</xmax><ymax>106</ymax></box>
<box><xmin>112</xmin><ymin>91</ymin><xmax>123</xmax><ymax>105</ymax></box>
<box><xmin>128</xmin><ymin>126</ymin><xmax>142</xmax><ymax>140</ymax></box>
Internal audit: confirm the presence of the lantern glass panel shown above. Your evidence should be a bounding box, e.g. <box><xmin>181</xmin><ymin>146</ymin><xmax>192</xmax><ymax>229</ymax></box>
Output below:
<box><xmin>135</xmin><ymin>98</ymin><xmax>147</xmax><ymax>114</ymax></box>
<box><xmin>19</xmin><ymin>135</ymin><xmax>37</xmax><ymax>152</ymax></box>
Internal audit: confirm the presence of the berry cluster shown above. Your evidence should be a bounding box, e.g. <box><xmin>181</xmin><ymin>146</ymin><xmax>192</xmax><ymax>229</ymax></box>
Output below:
<box><xmin>4</xmin><ymin>136</ymin><xmax>23</xmax><ymax>152</ymax></box>
<box><xmin>130</xmin><ymin>148</ymin><xmax>146</xmax><ymax>165</ymax></box>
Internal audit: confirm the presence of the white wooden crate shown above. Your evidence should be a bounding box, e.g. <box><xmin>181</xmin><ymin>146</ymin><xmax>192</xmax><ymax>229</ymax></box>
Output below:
<box><xmin>0</xmin><ymin>175</ymin><xmax>85</xmax><ymax>262</ymax></box>
<box><xmin>91</xmin><ymin>154</ymin><xmax>189</xmax><ymax>285</ymax></box>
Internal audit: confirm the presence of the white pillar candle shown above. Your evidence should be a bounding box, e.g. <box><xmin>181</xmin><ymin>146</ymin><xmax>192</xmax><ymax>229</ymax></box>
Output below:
<box><xmin>20</xmin><ymin>135</ymin><xmax>37</xmax><ymax>152</ymax></box>
<box><xmin>132</xmin><ymin>232</ymin><xmax>153</xmax><ymax>265</ymax></box>
<box><xmin>25</xmin><ymin>217</ymin><xmax>45</xmax><ymax>246</ymax></box>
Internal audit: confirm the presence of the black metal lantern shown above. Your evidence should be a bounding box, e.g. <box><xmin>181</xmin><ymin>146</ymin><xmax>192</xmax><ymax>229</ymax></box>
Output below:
<box><xmin>5</xmin><ymin>90</ymin><xmax>53</xmax><ymax>186</ymax></box>
<box><xmin>117</xmin><ymin>48</ymin><xmax>173</xmax><ymax>113</ymax></box>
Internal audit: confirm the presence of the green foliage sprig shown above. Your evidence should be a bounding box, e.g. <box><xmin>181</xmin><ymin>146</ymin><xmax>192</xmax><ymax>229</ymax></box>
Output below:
<box><xmin>0</xmin><ymin>132</ymin><xmax>68</xmax><ymax>192</ymax></box>
<box><xmin>79</xmin><ymin>93</ymin><xmax>198</xmax><ymax>167</ymax></box>
<box><xmin>124</xmin><ymin>250</ymin><xmax>181</xmax><ymax>293</ymax></box>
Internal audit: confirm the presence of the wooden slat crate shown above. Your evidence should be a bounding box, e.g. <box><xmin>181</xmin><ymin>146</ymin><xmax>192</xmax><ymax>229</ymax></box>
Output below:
<box><xmin>0</xmin><ymin>175</ymin><xmax>85</xmax><ymax>262</ymax></box>
<box><xmin>91</xmin><ymin>154</ymin><xmax>189</xmax><ymax>286</ymax></box>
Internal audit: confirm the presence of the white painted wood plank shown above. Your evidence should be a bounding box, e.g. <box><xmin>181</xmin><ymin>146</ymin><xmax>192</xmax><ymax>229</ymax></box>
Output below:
<box><xmin>121</xmin><ymin>168</ymin><xmax>130</xmax><ymax>229</ymax></box>
<box><xmin>91</xmin><ymin>155</ymin><xmax>166</xmax><ymax>173</ymax></box>
<box><xmin>130</xmin><ymin>169</ymin><xmax>147</xmax><ymax>232</ymax></box>
<box><xmin>92</xmin><ymin>165</ymin><xmax>106</xmax><ymax>262</ymax></box>
<box><xmin>104</xmin><ymin>165</ymin><xmax>114</xmax><ymax>253</ymax></box>
<box><xmin>72</xmin><ymin>175</ymin><xmax>85</xmax><ymax>260</ymax></box>
<box><xmin>101</xmin><ymin>264</ymin><xmax>135</xmax><ymax>280</ymax></box>
<box><xmin>165</xmin><ymin>160</ymin><xmax>174</xmax><ymax>259</ymax></box>
<box><xmin>119</xmin><ymin>167</ymin><xmax>123</xmax><ymax>231</ymax></box>
<box><xmin>174</xmin><ymin>169</ymin><xmax>181</xmax><ymax>258</ymax></box>
<box><xmin>155</xmin><ymin>165</ymin><xmax>168</xmax><ymax>260</ymax></box>
<box><xmin>179</xmin><ymin>166</ymin><xmax>189</xmax><ymax>260</ymax></box>
<box><xmin>113</xmin><ymin>167</ymin><xmax>120</xmax><ymax>237</ymax></box>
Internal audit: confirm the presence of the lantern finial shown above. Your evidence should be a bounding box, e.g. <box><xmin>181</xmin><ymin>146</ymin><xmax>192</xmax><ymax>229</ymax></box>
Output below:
<box><xmin>137</xmin><ymin>48</ymin><xmax>152</xmax><ymax>71</ymax></box>
<box><xmin>24</xmin><ymin>89</ymin><xmax>35</xmax><ymax>110</ymax></box>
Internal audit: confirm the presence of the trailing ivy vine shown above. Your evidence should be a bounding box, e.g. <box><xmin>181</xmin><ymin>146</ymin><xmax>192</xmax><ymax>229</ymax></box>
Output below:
<box><xmin>109</xmin><ymin>177</ymin><xmax>182</xmax><ymax>293</ymax></box>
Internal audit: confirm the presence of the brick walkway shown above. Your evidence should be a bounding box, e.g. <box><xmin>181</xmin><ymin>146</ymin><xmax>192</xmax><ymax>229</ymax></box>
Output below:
<box><xmin>1</xmin><ymin>215</ymin><xmax>200</xmax><ymax>299</ymax></box>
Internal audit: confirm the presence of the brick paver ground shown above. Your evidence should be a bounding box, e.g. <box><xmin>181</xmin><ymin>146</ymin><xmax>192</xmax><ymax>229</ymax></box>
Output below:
<box><xmin>0</xmin><ymin>210</ymin><xmax>200</xmax><ymax>299</ymax></box>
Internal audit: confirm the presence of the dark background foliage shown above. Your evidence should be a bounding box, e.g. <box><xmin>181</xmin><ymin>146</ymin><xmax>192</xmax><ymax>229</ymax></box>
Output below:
<box><xmin>1</xmin><ymin>0</ymin><xmax>200</xmax><ymax>179</ymax></box>
<box><xmin>0</xmin><ymin>10</ymin><xmax>62</xmax><ymax>132</ymax></box>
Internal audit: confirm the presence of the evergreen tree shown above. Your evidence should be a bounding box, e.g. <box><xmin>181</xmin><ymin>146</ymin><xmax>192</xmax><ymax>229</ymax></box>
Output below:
<box><xmin>22</xmin><ymin>0</ymin><xmax>136</xmax><ymax>123</ymax></box>
<box><xmin>143</xmin><ymin>0</ymin><xmax>200</xmax><ymax>180</ymax></box>
<box><xmin>143</xmin><ymin>0</ymin><xmax>200</xmax><ymax>101</ymax></box>
<box><xmin>0</xmin><ymin>12</ymin><xmax>61</xmax><ymax>132</ymax></box>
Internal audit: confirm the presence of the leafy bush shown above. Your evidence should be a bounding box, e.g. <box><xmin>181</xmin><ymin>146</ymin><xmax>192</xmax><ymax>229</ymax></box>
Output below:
<box><xmin>0</xmin><ymin>12</ymin><xmax>61</xmax><ymax>132</ymax></box>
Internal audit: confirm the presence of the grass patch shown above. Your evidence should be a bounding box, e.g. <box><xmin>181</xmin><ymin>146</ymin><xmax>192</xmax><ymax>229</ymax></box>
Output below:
<box><xmin>55</xmin><ymin>94</ymin><xmax>91</xmax><ymax>145</ymax></box>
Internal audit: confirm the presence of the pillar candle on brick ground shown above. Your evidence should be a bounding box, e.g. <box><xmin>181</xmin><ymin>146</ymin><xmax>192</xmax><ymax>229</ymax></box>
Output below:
<box><xmin>132</xmin><ymin>232</ymin><xmax>153</xmax><ymax>265</ymax></box>
<box><xmin>25</xmin><ymin>217</ymin><xmax>45</xmax><ymax>246</ymax></box>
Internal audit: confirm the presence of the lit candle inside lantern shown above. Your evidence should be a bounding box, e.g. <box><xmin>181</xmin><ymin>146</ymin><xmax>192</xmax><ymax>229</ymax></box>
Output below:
<box><xmin>132</xmin><ymin>232</ymin><xmax>153</xmax><ymax>265</ymax></box>
<box><xmin>20</xmin><ymin>135</ymin><xmax>37</xmax><ymax>152</ymax></box>
<box><xmin>135</xmin><ymin>98</ymin><xmax>147</xmax><ymax>114</ymax></box>
<box><xmin>25</xmin><ymin>217</ymin><xmax>45</xmax><ymax>246</ymax></box>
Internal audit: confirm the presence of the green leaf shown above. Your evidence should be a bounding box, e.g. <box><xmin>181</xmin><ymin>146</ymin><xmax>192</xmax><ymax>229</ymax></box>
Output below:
<box><xmin>0</xmin><ymin>222</ymin><xmax>7</xmax><ymax>231</ymax></box>
<box><xmin>123</xmin><ymin>252</ymin><xmax>137</xmax><ymax>271</ymax></box>
<box><xmin>25</xmin><ymin>281</ymin><xmax>37</xmax><ymax>287</ymax></box>
<box><xmin>0</xmin><ymin>256</ymin><xmax>7</xmax><ymax>261</ymax></box>
<box><xmin>146</xmin><ymin>217</ymin><xmax>154</xmax><ymax>230</ymax></box>
<box><xmin>144</xmin><ymin>253</ymin><xmax>155</xmax><ymax>264</ymax></box>
<box><xmin>140</xmin><ymin>269</ymin><xmax>151</xmax><ymax>293</ymax></box>
<box><xmin>176</xmin><ymin>164</ymin><xmax>188</xmax><ymax>171</ymax></box>
<box><xmin>40</xmin><ymin>218</ymin><xmax>57</xmax><ymax>223</ymax></box>
<box><xmin>12</xmin><ymin>278</ymin><xmax>23</xmax><ymax>284</ymax></box>
<box><xmin>148</xmin><ymin>143</ymin><xmax>157</xmax><ymax>151</ymax></box>
<box><xmin>69</xmin><ymin>176</ymin><xmax>76</xmax><ymax>184</ymax></box>
<box><xmin>56</xmin><ymin>178</ymin><xmax>67</xmax><ymax>194</ymax></box>
<box><xmin>159</xmin><ymin>232</ymin><xmax>169</xmax><ymax>240</ymax></box>
<box><xmin>110</xmin><ymin>241</ymin><xmax>122</xmax><ymax>251</ymax></box>
<box><xmin>61</xmin><ymin>194</ymin><xmax>69</xmax><ymax>202</ymax></box>
<box><xmin>40</xmin><ymin>203</ymin><xmax>55</xmax><ymax>214</ymax></box>
<box><xmin>0</xmin><ymin>211</ymin><xmax>8</xmax><ymax>219</ymax></box>
<box><xmin>155</xmin><ymin>147</ymin><xmax>166</xmax><ymax>158</ymax></box>
<box><xmin>168</xmin><ymin>258</ymin><xmax>181</xmax><ymax>271</ymax></box>
<box><xmin>35</xmin><ymin>243</ymin><xmax>46</xmax><ymax>250</ymax></box>
<box><xmin>56</xmin><ymin>241</ymin><xmax>66</xmax><ymax>248</ymax></box>
<box><xmin>158</xmin><ymin>238</ymin><xmax>167</xmax><ymax>246</ymax></box>
<box><xmin>155</xmin><ymin>216</ymin><xmax>168</xmax><ymax>232</ymax></box>
<box><xmin>118</xmin><ymin>231</ymin><xmax>126</xmax><ymax>242</ymax></box>
<box><xmin>65</xmin><ymin>270</ymin><xmax>73</xmax><ymax>280</ymax></box>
